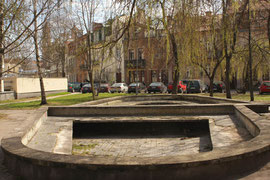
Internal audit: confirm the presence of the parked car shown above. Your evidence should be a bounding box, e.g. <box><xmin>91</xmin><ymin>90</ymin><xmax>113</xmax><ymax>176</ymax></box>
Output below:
<box><xmin>147</xmin><ymin>82</ymin><xmax>167</xmax><ymax>93</ymax></box>
<box><xmin>81</xmin><ymin>84</ymin><xmax>91</xmax><ymax>93</ymax></box>
<box><xmin>208</xmin><ymin>81</ymin><xmax>225</xmax><ymax>93</ymax></box>
<box><xmin>167</xmin><ymin>82</ymin><xmax>182</xmax><ymax>93</ymax></box>
<box><xmin>128</xmin><ymin>82</ymin><xmax>147</xmax><ymax>93</ymax></box>
<box><xmin>68</xmin><ymin>82</ymin><xmax>81</xmax><ymax>93</ymax></box>
<box><xmin>186</xmin><ymin>80</ymin><xmax>206</xmax><ymax>93</ymax></box>
<box><xmin>81</xmin><ymin>83</ymin><xmax>99</xmax><ymax>93</ymax></box>
<box><xmin>110</xmin><ymin>83</ymin><xmax>128</xmax><ymax>93</ymax></box>
<box><xmin>180</xmin><ymin>80</ymin><xmax>189</xmax><ymax>93</ymax></box>
<box><xmin>167</xmin><ymin>80</ymin><xmax>189</xmax><ymax>93</ymax></box>
<box><xmin>98</xmin><ymin>83</ymin><xmax>111</xmax><ymax>93</ymax></box>
<box><xmin>259</xmin><ymin>81</ymin><xmax>270</xmax><ymax>94</ymax></box>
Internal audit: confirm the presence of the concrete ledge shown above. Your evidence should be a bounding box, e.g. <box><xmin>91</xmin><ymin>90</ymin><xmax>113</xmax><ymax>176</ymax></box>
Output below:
<box><xmin>48</xmin><ymin>105</ymin><xmax>235</xmax><ymax>116</ymax></box>
<box><xmin>76</xmin><ymin>94</ymin><xmax>247</xmax><ymax>106</ymax></box>
<box><xmin>2</xmin><ymin>97</ymin><xmax>270</xmax><ymax>179</ymax></box>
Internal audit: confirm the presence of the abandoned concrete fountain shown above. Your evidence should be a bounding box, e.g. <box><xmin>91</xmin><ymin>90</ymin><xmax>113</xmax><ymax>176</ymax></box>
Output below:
<box><xmin>1</xmin><ymin>95</ymin><xmax>270</xmax><ymax>180</ymax></box>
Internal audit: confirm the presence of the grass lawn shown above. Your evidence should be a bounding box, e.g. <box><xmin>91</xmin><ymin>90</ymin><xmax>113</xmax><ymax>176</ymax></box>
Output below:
<box><xmin>1</xmin><ymin>91</ymin><xmax>269</xmax><ymax>110</ymax></box>
<box><xmin>0</xmin><ymin>93</ymin><xmax>129</xmax><ymax>109</ymax></box>
<box><xmin>0</xmin><ymin>92</ymin><xmax>71</xmax><ymax>104</ymax></box>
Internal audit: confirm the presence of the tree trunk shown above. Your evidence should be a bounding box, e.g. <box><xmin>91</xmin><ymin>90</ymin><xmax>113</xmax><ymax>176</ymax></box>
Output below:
<box><xmin>33</xmin><ymin>0</ymin><xmax>47</xmax><ymax>105</ymax></box>
<box><xmin>225</xmin><ymin>56</ymin><xmax>232</xmax><ymax>98</ymax></box>
<box><xmin>268</xmin><ymin>10</ymin><xmax>270</xmax><ymax>49</ymax></box>
<box><xmin>171</xmin><ymin>34</ymin><xmax>180</xmax><ymax>95</ymax></box>
<box><xmin>209</xmin><ymin>77</ymin><xmax>214</xmax><ymax>97</ymax></box>
<box><xmin>86</xmin><ymin>33</ymin><xmax>95</xmax><ymax>100</ymax></box>
<box><xmin>223</xmin><ymin>0</ymin><xmax>231</xmax><ymax>99</ymax></box>
<box><xmin>0</xmin><ymin>0</ymin><xmax>4</xmax><ymax>92</ymax></box>
<box><xmin>248</xmin><ymin>0</ymin><xmax>254</xmax><ymax>101</ymax></box>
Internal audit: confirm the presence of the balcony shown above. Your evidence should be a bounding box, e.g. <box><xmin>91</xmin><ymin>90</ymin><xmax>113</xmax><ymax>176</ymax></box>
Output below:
<box><xmin>125</xmin><ymin>59</ymin><xmax>146</xmax><ymax>69</ymax></box>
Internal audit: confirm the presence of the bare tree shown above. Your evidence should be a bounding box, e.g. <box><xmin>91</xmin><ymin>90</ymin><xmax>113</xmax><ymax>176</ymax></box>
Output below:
<box><xmin>222</xmin><ymin>0</ymin><xmax>248</xmax><ymax>99</ymax></box>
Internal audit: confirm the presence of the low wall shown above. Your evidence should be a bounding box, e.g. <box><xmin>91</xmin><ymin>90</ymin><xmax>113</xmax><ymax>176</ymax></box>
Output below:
<box><xmin>76</xmin><ymin>94</ymin><xmax>247</xmax><ymax>107</ymax></box>
<box><xmin>4</xmin><ymin>77</ymin><xmax>68</xmax><ymax>99</ymax></box>
<box><xmin>0</xmin><ymin>91</ymin><xmax>15</xmax><ymax>101</ymax></box>
<box><xmin>48</xmin><ymin>105</ymin><xmax>235</xmax><ymax>116</ymax></box>
<box><xmin>16</xmin><ymin>90</ymin><xmax>66</xmax><ymax>99</ymax></box>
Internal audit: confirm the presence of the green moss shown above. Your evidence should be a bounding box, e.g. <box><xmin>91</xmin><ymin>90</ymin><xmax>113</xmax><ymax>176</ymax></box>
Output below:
<box><xmin>73</xmin><ymin>143</ymin><xmax>98</xmax><ymax>151</ymax></box>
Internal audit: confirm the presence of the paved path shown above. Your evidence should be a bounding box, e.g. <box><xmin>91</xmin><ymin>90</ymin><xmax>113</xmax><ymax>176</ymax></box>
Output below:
<box><xmin>0</xmin><ymin>110</ymin><xmax>35</xmax><ymax>180</ymax></box>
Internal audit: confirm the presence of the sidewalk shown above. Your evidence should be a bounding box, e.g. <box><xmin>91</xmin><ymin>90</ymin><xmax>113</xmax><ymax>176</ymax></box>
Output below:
<box><xmin>0</xmin><ymin>110</ymin><xmax>36</xmax><ymax>180</ymax></box>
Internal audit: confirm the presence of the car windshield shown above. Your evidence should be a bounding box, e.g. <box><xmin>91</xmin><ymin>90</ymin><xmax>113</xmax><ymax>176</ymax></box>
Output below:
<box><xmin>182</xmin><ymin>80</ymin><xmax>188</xmax><ymax>85</ymax></box>
<box><xmin>263</xmin><ymin>82</ymin><xmax>270</xmax><ymax>86</ymax></box>
<box><xmin>73</xmin><ymin>84</ymin><xmax>80</xmax><ymax>88</ymax></box>
<box><xmin>188</xmin><ymin>81</ymin><xmax>199</xmax><ymax>87</ymax></box>
<box><xmin>150</xmin><ymin>82</ymin><xmax>162</xmax><ymax>86</ymax></box>
<box><xmin>83</xmin><ymin>84</ymin><xmax>91</xmax><ymax>87</ymax></box>
<box><xmin>129</xmin><ymin>83</ymin><xmax>139</xmax><ymax>86</ymax></box>
<box><xmin>112</xmin><ymin>83</ymin><xmax>122</xmax><ymax>87</ymax></box>
<box><xmin>100</xmin><ymin>84</ymin><xmax>108</xmax><ymax>87</ymax></box>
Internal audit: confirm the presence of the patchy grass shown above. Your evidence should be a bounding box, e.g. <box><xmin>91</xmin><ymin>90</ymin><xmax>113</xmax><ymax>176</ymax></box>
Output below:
<box><xmin>0</xmin><ymin>101</ymin><xmax>42</xmax><ymax>109</ymax></box>
<box><xmin>48</xmin><ymin>93</ymin><xmax>129</xmax><ymax>106</ymax></box>
<box><xmin>0</xmin><ymin>113</ymin><xmax>8</xmax><ymax>120</ymax></box>
<box><xmin>0</xmin><ymin>93</ymin><xmax>129</xmax><ymax>109</ymax></box>
<box><xmin>72</xmin><ymin>143</ymin><xmax>98</xmax><ymax>155</ymax></box>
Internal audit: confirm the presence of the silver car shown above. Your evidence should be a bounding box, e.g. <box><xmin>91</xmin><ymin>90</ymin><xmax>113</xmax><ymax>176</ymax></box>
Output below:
<box><xmin>110</xmin><ymin>83</ymin><xmax>128</xmax><ymax>93</ymax></box>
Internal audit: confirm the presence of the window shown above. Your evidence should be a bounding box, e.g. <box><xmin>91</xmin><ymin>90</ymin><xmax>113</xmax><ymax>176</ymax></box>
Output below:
<box><xmin>116</xmin><ymin>48</ymin><xmax>121</xmax><ymax>59</ymax></box>
<box><xmin>138</xmin><ymin>48</ymin><xmax>143</xmax><ymax>59</ymax></box>
<box><xmin>129</xmin><ymin>49</ymin><xmax>134</xmax><ymax>60</ymax></box>
<box><xmin>99</xmin><ymin>30</ymin><xmax>102</xmax><ymax>41</ymax></box>
<box><xmin>91</xmin><ymin>33</ymin><xmax>94</xmax><ymax>43</ymax></box>
<box><xmin>141</xmin><ymin>71</ymin><xmax>145</xmax><ymax>82</ymax></box>
<box><xmin>151</xmin><ymin>70</ymin><xmax>157</xmax><ymax>82</ymax></box>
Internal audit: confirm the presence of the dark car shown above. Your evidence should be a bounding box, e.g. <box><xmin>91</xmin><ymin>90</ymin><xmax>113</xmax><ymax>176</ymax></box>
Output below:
<box><xmin>147</xmin><ymin>82</ymin><xmax>167</xmax><ymax>93</ymax></box>
<box><xmin>186</xmin><ymin>80</ymin><xmax>205</xmax><ymax>93</ymax></box>
<box><xmin>128</xmin><ymin>82</ymin><xmax>147</xmax><ymax>93</ymax></box>
<box><xmin>81</xmin><ymin>84</ymin><xmax>91</xmax><ymax>93</ymax></box>
<box><xmin>259</xmin><ymin>81</ymin><xmax>270</xmax><ymax>94</ymax></box>
<box><xmin>98</xmin><ymin>83</ymin><xmax>111</xmax><ymax>93</ymax></box>
<box><xmin>209</xmin><ymin>81</ymin><xmax>225</xmax><ymax>93</ymax></box>
<box><xmin>81</xmin><ymin>83</ymin><xmax>99</xmax><ymax>93</ymax></box>
<box><xmin>68</xmin><ymin>82</ymin><xmax>81</xmax><ymax>92</ymax></box>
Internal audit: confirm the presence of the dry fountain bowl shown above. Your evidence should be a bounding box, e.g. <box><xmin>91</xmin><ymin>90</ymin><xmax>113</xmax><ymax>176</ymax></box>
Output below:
<box><xmin>1</xmin><ymin>95</ymin><xmax>270</xmax><ymax>180</ymax></box>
